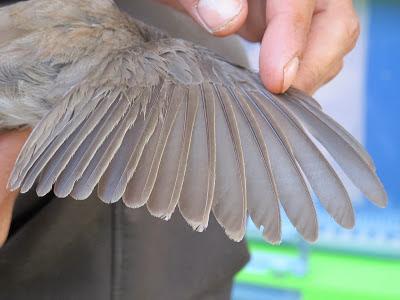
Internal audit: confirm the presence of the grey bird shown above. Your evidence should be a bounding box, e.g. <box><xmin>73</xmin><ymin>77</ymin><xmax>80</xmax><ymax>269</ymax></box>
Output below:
<box><xmin>0</xmin><ymin>0</ymin><xmax>387</xmax><ymax>243</ymax></box>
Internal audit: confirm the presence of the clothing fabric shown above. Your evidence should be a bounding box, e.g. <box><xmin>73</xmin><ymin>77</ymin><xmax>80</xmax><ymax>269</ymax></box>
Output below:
<box><xmin>0</xmin><ymin>193</ymin><xmax>249</xmax><ymax>299</ymax></box>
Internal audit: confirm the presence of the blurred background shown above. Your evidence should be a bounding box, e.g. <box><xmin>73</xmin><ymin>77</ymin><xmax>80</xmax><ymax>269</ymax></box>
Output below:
<box><xmin>233</xmin><ymin>1</ymin><xmax>400</xmax><ymax>299</ymax></box>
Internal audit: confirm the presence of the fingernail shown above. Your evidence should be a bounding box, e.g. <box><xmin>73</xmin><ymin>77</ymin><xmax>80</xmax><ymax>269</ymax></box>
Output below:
<box><xmin>282</xmin><ymin>57</ymin><xmax>299</xmax><ymax>92</ymax></box>
<box><xmin>196</xmin><ymin>0</ymin><xmax>243</xmax><ymax>33</ymax></box>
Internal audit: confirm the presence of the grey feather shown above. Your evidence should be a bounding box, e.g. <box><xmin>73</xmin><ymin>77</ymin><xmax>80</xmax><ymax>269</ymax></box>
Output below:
<box><xmin>145</xmin><ymin>85</ymin><xmax>186</xmax><ymax>217</ymax></box>
<box><xmin>97</xmin><ymin>98</ymin><xmax>160</xmax><ymax>203</ymax></box>
<box><xmin>146</xmin><ymin>87</ymin><xmax>187</xmax><ymax>219</ymax></box>
<box><xmin>212</xmin><ymin>85</ymin><xmax>247</xmax><ymax>242</ymax></box>
<box><xmin>245</xmin><ymin>91</ymin><xmax>318</xmax><ymax>242</ymax></box>
<box><xmin>53</xmin><ymin>93</ymin><xmax>131</xmax><ymax>198</ymax></box>
<box><xmin>284</xmin><ymin>98</ymin><xmax>387</xmax><ymax>207</ymax></box>
<box><xmin>261</xmin><ymin>92</ymin><xmax>354</xmax><ymax>229</ymax></box>
<box><xmin>70</xmin><ymin>102</ymin><xmax>141</xmax><ymax>200</ymax></box>
<box><xmin>286</xmin><ymin>90</ymin><xmax>374</xmax><ymax>168</ymax></box>
<box><xmin>36</xmin><ymin>91</ymin><xmax>122</xmax><ymax>197</ymax></box>
<box><xmin>178</xmin><ymin>85</ymin><xmax>215</xmax><ymax>231</ymax></box>
<box><xmin>1</xmin><ymin>0</ymin><xmax>387</xmax><ymax>243</ymax></box>
<box><xmin>229</xmin><ymin>87</ymin><xmax>281</xmax><ymax>243</ymax></box>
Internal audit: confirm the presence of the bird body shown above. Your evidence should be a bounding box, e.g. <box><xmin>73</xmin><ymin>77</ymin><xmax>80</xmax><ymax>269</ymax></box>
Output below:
<box><xmin>0</xmin><ymin>0</ymin><xmax>387</xmax><ymax>243</ymax></box>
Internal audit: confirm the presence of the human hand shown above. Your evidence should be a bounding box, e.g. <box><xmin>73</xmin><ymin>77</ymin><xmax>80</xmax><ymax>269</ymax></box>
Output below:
<box><xmin>0</xmin><ymin>129</ymin><xmax>30</xmax><ymax>247</ymax></box>
<box><xmin>158</xmin><ymin>0</ymin><xmax>360</xmax><ymax>94</ymax></box>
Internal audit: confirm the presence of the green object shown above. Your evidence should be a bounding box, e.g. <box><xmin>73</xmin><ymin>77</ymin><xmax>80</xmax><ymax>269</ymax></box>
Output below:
<box><xmin>236</xmin><ymin>241</ymin><xmax>400</xmax><ymax>300</ymax></box>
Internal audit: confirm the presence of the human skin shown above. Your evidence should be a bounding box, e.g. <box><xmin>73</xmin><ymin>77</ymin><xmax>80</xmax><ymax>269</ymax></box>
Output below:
<box><xmin>0</xmin><ymin>0</ymin><xmax>360</xmax><ymax>246</ymax></box>
<box><xmin>0</xmin><ymin>129</ymin><xmax>30</xmax><ymax>246</ymax></box>
<box><xmin>158</xmin><ymin>0</ymin><xmax>360</xmax><ymax>94</ymax></box>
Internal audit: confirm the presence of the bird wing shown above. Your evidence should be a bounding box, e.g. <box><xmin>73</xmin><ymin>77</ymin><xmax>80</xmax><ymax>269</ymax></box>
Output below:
<box><xmin>5</xmin><ymin>18</ymin><xmax>386</xmax><ymax>244</ymax></box>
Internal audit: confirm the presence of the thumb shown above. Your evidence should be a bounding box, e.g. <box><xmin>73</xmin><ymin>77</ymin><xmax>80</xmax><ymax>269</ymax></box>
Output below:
<box><xmin>174</xmin><ymin>0</ymin><xmax>248</xmax><ymax>36</ymax></box>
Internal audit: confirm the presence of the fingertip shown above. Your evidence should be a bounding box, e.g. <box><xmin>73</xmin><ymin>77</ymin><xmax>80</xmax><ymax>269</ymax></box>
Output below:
<box><xmin>259</xmin><ymin>67</ymin><xmax>283</xmax><ymax>94</ymax></box>
<box><xmin>195</xmin><ymin>0</ymin><xmax>248</xmax><ymax>36</ymax></box>
<box><xmin>282</xmin><ymin>56</ymin><xmax>300</xmax><ymax>92</ymax></box>
<box><xmin>259</xmin><ymin>49</ymin><xmax>300</xmax><ymax>94</ymax></box>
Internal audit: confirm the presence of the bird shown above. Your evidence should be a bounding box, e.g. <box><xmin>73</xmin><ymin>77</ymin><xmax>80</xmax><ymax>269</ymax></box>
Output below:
<box><xmin>0</xmin><ymin>0</ymin><xmax>387</xmax><ymax>244</ymax></box>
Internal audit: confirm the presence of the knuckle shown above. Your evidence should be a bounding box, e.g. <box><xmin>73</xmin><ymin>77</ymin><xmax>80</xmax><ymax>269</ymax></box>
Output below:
<box><xmin>331</xmin><ymin>13</ymin><xmax>360</xmax><ymax>51</ymax></box>
<box><xmin>326</xmin><ymin>60</ymin><xmax>344</xmax><ymax>83</ymax></box>
<box><xmin>298</xmin><ymin>63</ymin><xmax>322</xmax><ymax>92</ymax></box>
<box><xmin>289</xmin><ymin>8</ymin><xmax>313</xmax><ymax>33</ymax></box>
<box><xmin>273</xmin><ymin>9</ymin><xmax>309</xmax><ymax>30</ymax></box>
<box><xmin>346</xmin><ymin>13</ymin><xmax>361</xmax><ymax>42</ymax></box>
<box><xmin>327</xmin><ymin>59</ymin><xmax>344</xmax><ymax>80</ymax></box>
<box><xmin>292</xmin><ymin>10</ymin><xmax>309</xmax><ymax>27</ymax></box>
<box><xmin>337</xmin><ymin>60</ymin><xmax>345</xmax><ymax>73</ymax></box>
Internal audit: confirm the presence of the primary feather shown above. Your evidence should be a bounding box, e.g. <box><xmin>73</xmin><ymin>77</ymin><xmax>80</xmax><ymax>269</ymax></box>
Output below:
<box><xmin>0</xmin><ymin>0</ymin><xmax>387</xmax><ymax>243</ymax></box>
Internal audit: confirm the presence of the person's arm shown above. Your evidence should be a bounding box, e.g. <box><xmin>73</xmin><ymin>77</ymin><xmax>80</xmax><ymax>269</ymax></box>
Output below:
<box><xmin>0</xmin><ymin>129</ymin><xmax>30</xmax><ymax>246</ymax></box>
<box><xmin>158</xmin><ymin>0</ymin><xmax>360</xmax><ymax>94</ymax></box>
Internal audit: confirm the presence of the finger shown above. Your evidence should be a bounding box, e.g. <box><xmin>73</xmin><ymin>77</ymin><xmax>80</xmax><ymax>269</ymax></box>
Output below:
<box><xmin>259</xmin><ymin>0</ymin><xmax>316</xmax><ymax>94</ymax></box>
<box><xmin>171</xmin><ymin>0</ymin><xmax>248</xmax><ymax>36</ymax></box>
<box><xmin>0</xmin><ymin>129</ymin><xmax>30</xmax><ymax>247</ymax></box>
<box><xmin>307</xmin><ymin>60</ymin><xmax>344</xmax><ymax>95</ymax></box>
<box><xmin>293</xmin><ymin>0</ymin><xmax>360</xmax><ymax>94</ymax></box>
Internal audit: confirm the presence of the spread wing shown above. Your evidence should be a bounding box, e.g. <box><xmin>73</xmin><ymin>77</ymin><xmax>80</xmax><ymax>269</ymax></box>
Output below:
<box><xmin>4</xmin><ymin>10</ymin><xmax>387</xmax><ymax>243</ymax></box>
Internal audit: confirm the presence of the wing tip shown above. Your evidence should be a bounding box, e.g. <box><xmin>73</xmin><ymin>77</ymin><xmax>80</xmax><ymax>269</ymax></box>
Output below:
<box><xmin>122</xmin><ymin>195</ymin><xmax>147</xmax><ymax>209</ymax></box>
<box><xmin>262</xmin><ymin>230</ymin><xmax>282</xmax><ymax>245</ymax></box>
<box><xmin>179</xmin><ymin>212</ymin><xmax>210</xmax><ymax>233</ymax></box>
<box><xmin>97</xmin><ymin>186</ymin><xmax>124</xmax><ymax>204</ymax></box>
<box><xmin>368</xmin><ymin>179</ymin><xmax>388</xmax><ymax>208</ymax></box>
<box><xmin>70</xmin><ymin>187</ymin><xmax>93</xmax><ymax>201</ymax></box>
<box><xmin>300</xmin><ymin>226</ymin><xmax>319</xmax><ymax>243</ymax></box>
<box><xmin>373</xmin><ymin>192</ymin><xmax>388</xmax><ymax>208</ymax></box>
<box><xmin>225</xmin><ymin>227</ymin><xmax>247</xmax><ymax>243</ymax></box>
<box><xmin>6</xmin><ymin>179</ymin><xmax>19</xmax><ymax>193</ymax></box>
<box><xmin>20</xmin><ymin>184</ymin><xmax>31</xmax><ymax>194</ymax></box>
<box><xmin>36</xmin><ymin>189</ymin><xmax>49</xmax><ymax>198</ymax></box>
<box><xmin>253</xmin><ymin>219</ymin><xmax>282</xmax><ymax>245</ymax></box>
<box><xmin>341</xmin><ymin>215</ymin><xmax>356</xmax><ymax>229</ymax></box>
<box><xmin>97</xmin><ymin>190</ymin><xmax>121</xmax><ymax>204</ymax></box>
<box><xmin>304</xmin><ymin>232</ymin><xmax>319</xmax><ymax>243</ymax></box>
<box><xmin>53</xmin><ymin>185</ymin><xmax>71</xmax><ymax>199</ymax></box>
<box><xmin>146</xmin><ymin>205</ymin><xmax>174</xmax><ymax>221</ymax></box>
<box><xmin>7</xmin><ymin>171</ymin><xmax>19</xmax><ymax>191</ymax></box>
<box><xmin>36</xmin><ymin>179</ymin><xmax>54</xmax><ymax>197</ymax></box>
<box><xmin>332</xmin><ymin>207</ymin><xmax>355</xmax><ymax>229</ymax></box>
